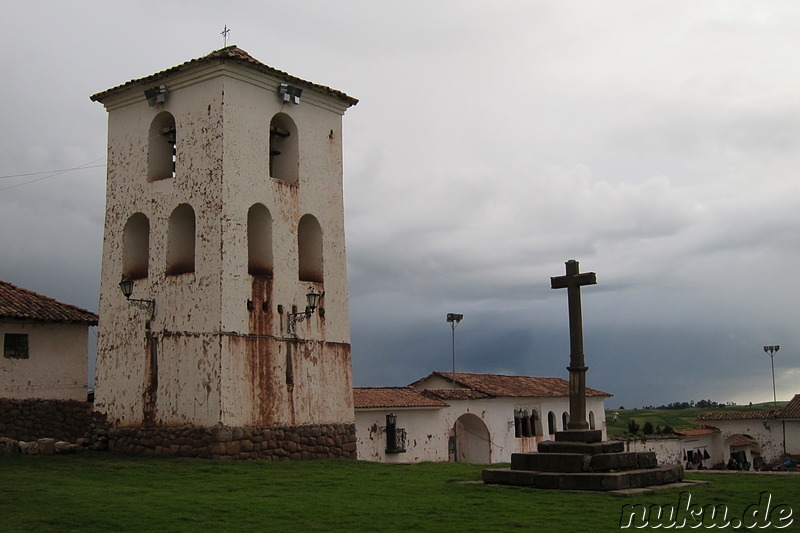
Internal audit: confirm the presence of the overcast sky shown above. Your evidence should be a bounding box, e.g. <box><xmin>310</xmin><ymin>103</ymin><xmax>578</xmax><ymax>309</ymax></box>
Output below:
<box><xmin>2</xmin><ymin>1</ymin><xmax>799</xmax><ymax>408</ymax></box>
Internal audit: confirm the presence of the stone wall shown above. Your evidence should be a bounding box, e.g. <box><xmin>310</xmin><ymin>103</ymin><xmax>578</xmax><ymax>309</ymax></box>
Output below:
<box><xmin>108</xmin><ymin>423</ymin><xmax>358</xmax><ymax>460</ymax></box>
<box><xmin>0</xmin><ymin>398</ymin><xmax>104</xmax><ymax>442</ymax></box>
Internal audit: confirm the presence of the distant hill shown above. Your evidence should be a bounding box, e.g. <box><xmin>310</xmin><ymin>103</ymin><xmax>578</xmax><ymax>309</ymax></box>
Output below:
<box><xmin>604</xmin><ymin>402</ymin><xmax>787</xmax><ymax>439</ymax></box>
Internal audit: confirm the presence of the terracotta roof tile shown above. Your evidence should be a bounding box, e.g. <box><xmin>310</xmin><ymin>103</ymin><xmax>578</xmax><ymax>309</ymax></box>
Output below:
<box><xmin>779</xmin><ymin>394</ymin><xmax>800</xmax><ymax>419</ymax></box>
<box><xmin>411</xmin><ymin>371</ymin><xmax>612</xmax><ymax>398</ymax></box>
<box><xmin>697</xmin><ymin>410</ymin><xmax>780</xmax><ymax>421</ymax></box>
<box><xmin>422</xmin><ymin>389</ymin><xmax>490</xmax><ymax>401</ymax></box>
<box><xmin>675</xmin><ymin>427</ymin><xmax>719</xmax><ymax>437</ymax></box>
<box><xmin>90</xmin><ymin>46</ymin><xmax>358</xmax><ymax>107</ymax></box>
<box><xmin>354</xmin><ymin>387</ymin><xmax>447</xmax><ymax>409</ymax></box>
<box><xmin>729</xmin><ymin>434</ymin><xmax>758</xmax><ymax>448</ymax></box>
<box><xmin>0</xmin><ymin>281</ymin><xmax>98</xmax><ymax>325</ymax></box>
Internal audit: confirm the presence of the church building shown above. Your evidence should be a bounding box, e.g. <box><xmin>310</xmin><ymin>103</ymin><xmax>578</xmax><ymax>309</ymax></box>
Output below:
<box><xmin>90</xmin><ymin>47</ymin><xmax>359</xmax><ymax>458</ymax></box>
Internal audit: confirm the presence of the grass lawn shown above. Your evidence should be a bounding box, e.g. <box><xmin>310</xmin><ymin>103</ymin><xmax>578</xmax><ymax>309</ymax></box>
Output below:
<box><xmin>1</xmin><ymin>454</ymin><xmax>799</xmax><ymax>532</ymax></box>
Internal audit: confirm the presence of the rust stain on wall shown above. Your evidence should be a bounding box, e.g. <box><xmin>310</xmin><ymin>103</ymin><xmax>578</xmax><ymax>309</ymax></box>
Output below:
<box><xmin>248</xmin><ymin>276</ymin><xmax>273</xmax><ymax>336</ymax></box>
<box><xmin>243</xmin><ymin>335</ymin><xmax>279</xmax><ymax>427</ymax></box>
<box><xmin>142</xmin><ymin>333</ymin><xmax>158</xmax><ymax>426</ymax></box>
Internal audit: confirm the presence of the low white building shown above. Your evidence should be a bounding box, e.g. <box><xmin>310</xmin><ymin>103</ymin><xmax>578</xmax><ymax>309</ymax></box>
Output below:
<box><xmin>355</xmin><ymin>371</ymin><xmax>611</xmax><ymax>464</ymax></box>
<box><xmin>0</xmin><ymin>281</ymin><xmax>98</xmax><ymax>401</ymax></box>
<box><xmin>696</xmin><ymin>393</ymin><xmax>800</xmax><ymax>468</ymax></box>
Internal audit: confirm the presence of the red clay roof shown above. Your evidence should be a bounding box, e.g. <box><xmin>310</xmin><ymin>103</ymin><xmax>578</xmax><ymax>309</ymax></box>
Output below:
<box><xmin>412</xmin><ymin>371</ymin><xmax>612</xmax><ymax>398</ymax></box>
<box><xmin>0</xmin><ymin>281</ymin><xmax>98</xmax><ymax>325</ymax></box>
<box><xmin>675</xmin><ymin>427</ymin><xmax>719</xmax><ymax>437</ymax></box>
<box><xmin>354</xmin><ymin>387</ymin><xmax>448</xmax><ymax>409</ymax></box>
<box><xmin>697</xmin><ymin>410</ymin><xmax>781</xmax><ymax>421</ymax></box>
<box><xmin>90</xmin><ymin>46</ymin><xmax>358</xmax><ymax>107</ymax></box>
<box><xmin>423</xmin><ymin>389</ymin><xmax>491</xmax><ymax>401</ymax></box>
<box><xmin>729</xmin><ymin>434</ymin><xmax>758</xmax><ymax>448</ymax></box>
<box><xmin>780</xmin><ymin>394</ymin><xmax>800</xmax><ymax>419</ymax></box>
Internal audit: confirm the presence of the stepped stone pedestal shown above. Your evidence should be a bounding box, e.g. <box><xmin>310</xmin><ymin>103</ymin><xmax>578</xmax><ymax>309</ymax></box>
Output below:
<box><xmin>482</xmin><ymin>430</ymin><xmax>684</xmax><ymax>491</ymax></box>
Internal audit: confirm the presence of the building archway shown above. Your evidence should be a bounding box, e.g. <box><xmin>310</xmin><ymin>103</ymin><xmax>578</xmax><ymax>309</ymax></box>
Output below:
<box><xmin>453</xmin><ymin>413</ymin><xmax>491</xmax><ymax>464</ymax></box>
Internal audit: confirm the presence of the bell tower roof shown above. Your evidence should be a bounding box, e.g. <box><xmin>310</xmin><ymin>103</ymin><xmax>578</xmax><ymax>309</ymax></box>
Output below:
<box><xmin>90</xmin><ymin>46</ymin><xmax>358</xmax><ymax>107</ymax></box>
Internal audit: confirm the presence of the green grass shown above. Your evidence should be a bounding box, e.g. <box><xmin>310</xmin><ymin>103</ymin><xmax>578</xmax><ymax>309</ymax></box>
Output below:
<box><xmin>605</xmin><ymin>402</ymin><xmax>787</xmax><ymax>439</ymax></box>
<box><xmin>1</xmin><ymin>454</ymin><xmax>799</xmax><ymax>532</ymax></box>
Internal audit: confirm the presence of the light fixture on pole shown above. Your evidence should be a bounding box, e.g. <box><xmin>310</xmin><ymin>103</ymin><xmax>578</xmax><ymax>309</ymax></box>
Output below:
<box><xmin>763</xmin><ymin>345</ymin><xmax>780</xmax><ymax>406</ymax></box>
<box><xmin>118</xmin><ymin>277</ymin><xmax>155</xmax><ymax>316</ymax></box>
<box><xmin>447</xmin><ymin>313</ymin><xmax>463</xmax><ymax>385</ymax></box>
<box><xmin>287</xmin><ymin>288</ymin><xmax>322</xmax><ymax>336</ymax></box>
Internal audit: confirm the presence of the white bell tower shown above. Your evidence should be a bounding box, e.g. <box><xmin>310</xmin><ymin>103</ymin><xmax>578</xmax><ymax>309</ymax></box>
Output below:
<box><xmin>91</xmin><ymin>47</ymin><xmax>358</xmax><ymax>458</ymax></box>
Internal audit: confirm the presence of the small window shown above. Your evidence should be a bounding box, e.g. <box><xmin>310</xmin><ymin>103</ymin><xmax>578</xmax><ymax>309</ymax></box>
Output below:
<box><xmin>521</xmin><ymin>410</ymin><xmax>532</xmax><ymax>437</ymax></box>
<box><xmin>385</xmin><ymin>414</ymin><xmax>407</xmax><ymax>454</ymax></box>
<box><xmin>547</xmin><ymin>411</ymin><xmax>556</xmax><ymax>435</ymax></box>
<box><xmin>4</xmin><ymin>333</ymin><xmax>29</xmax><ymax>359</ymax></box>
<box><xmin>531</xmin><ymin>409</ymin><xmax>543</xmax><ymax>437</ymax></box>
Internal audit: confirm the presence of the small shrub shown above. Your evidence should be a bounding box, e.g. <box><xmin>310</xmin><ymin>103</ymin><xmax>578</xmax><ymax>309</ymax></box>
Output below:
<box><xmin>643</xmin><ymin>421</ymin><xmax>654</xmax><ymax>435</ymax></box>
<box><xmin>627</xmin><ymin>419</ymin><xmax>640</xmax><ymax>435</ymax></box>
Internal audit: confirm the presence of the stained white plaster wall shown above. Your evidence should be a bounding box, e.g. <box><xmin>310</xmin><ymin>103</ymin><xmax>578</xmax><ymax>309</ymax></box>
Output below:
<box><xmin>784</xmin><ymin>420</ymin><xmax>800</xmax><ymax>455</ymax></box>
<box><xmin>622</xmin><ymin>434</ymin><xmax>722</xmax><ymax>469</ymax></box>
<box><xmin>356</xmin><ymin>408</ymin><xmax>448</xmax><ymax>463</ymax></box>
<box><xmin>355</xmin><ymin>395</ymin><xmax>609</xmax><ymax>464</ymax></box>
<box><xmin>1</xmin><ymin>321</ymin><xmax>88</xmax><ymax>401</ymax></box>
<box><xmin>703</xmin><ymin>419</ymin><xmax>786</xmax><ymax>463</ymax></box>
<box><xmin>94</xmin><ymin>56</ymin><xmax>354</xmax><ymax>428</ymax></box>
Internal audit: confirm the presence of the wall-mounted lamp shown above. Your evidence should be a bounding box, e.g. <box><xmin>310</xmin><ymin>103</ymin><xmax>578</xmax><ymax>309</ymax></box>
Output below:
<box><xmin>287</xmin><ymin>288</ymin><xmax>321</xmax><ymax>336</ymax></box>
<box><xmin>119</xmin><ymin>277</ymin><xmax>155</xmax><ymax>318</ymax></box>
<box><xmin>144</xmin><ymin>85</ymin><xmax>168</xmax><ymax>106</ymax></box>
<box><xmin>278</xmin><ymin>83</ymin><xmax>302</xmax><ymax>104</ymax></box>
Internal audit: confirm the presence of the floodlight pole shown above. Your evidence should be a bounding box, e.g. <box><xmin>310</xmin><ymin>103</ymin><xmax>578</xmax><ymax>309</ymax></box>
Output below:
<box><xmin>764</xmin><ymin>345</ymin><xmax>779</xmax><ymax>406</ymax></box>
<box><xmin>447</xmin><ymin>313</ymin><xmax>463</xmax><ymax>385</ymax></box>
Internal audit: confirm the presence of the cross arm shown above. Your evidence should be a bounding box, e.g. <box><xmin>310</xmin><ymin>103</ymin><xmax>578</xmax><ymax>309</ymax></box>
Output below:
<box><xmin>550</xmin><ymin>272</ymin><xmax>596</xmax><ymax>290</ymax></box>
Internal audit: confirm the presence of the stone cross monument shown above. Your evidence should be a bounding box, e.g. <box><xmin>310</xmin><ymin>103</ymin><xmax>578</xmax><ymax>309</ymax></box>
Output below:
<box><xmin>550</xmin><ymin>259</ymin><xmax>596</xmax><ymax>435</ymax></box>
<box><xmin>483</xmin><ymin>259</ymin><xmax>684</xmax><ymax>489</ymax></box>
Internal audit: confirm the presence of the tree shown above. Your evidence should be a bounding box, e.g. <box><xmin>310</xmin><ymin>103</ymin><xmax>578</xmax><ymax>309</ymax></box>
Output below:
<box><xmin>627</xmin><ymin>419</ymin><xmax>640</xmax><ymax>435</ymax></box>
<box><xmin>643</xmin><ymin>421</ymin><xmax>654</xmax><ymax>435</ymax></box>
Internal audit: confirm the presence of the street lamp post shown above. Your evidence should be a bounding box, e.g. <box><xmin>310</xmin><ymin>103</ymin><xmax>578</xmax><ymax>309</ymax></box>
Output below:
<box><xmin>763</xmin><ymin>345</ymin><xmax>780</xmax><ymax>406</ymax></box>
<box><xmin>446</xmin><ymin>313</ymin><xmax>463</xmax><ymax>385</ymax></box>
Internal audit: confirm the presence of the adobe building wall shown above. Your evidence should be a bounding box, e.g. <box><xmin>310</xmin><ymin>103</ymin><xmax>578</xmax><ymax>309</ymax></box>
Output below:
<box><xmin>1</xmin><ymin>321</ymin><xmax>88</xmax><ymax>401</ymax></box>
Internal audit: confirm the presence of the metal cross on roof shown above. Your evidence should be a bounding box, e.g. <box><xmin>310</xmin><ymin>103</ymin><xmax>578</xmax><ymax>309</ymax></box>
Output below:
<box><xmin>221</xmin><ymin>25</ymin><xmax>231</xmax><ymax>47</ymax></box>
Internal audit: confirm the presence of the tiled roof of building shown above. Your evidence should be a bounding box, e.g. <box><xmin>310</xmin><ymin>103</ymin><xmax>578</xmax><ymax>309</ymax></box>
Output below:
<box><xmin>696</xmin><ymin>410</ymin><xmax>781</xmax><ymax>421</ymax></box>
<box><xmin>90</xmin><ymin>46</ymin><xmax>358</xmax><ymax>107</ymax></box>
<box><xmin>354</xmin><ymin>387</ymin><xmax>448</xmax><ymax>409</ymax></box>
<box><xmin>675</xmin><ymin>427</ymin><xmax>719</xmax><ymax>437</ymax></box>
<box><xmin>779</xmin><ymin>394</ymin><xmax>800</xmax><ymax>419</ymax></box>
<box><xmin>729</xmin><ymin>434</ymin><xmax>758</xmax><ymax>448</ymax></box>
<box><xmin>423</xmin><ymin>389</ymin><xmax>491</xmax><ymax>401</ymax></box>
<box><xmin>411</xmin><ymin>371</ymin><xmax>612</xmax><ymax>398</ymax></box>
<box><xmin>0</xmin><ymin>281</ymin><xmax>98</xmax><ymax>325</ymax></box>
